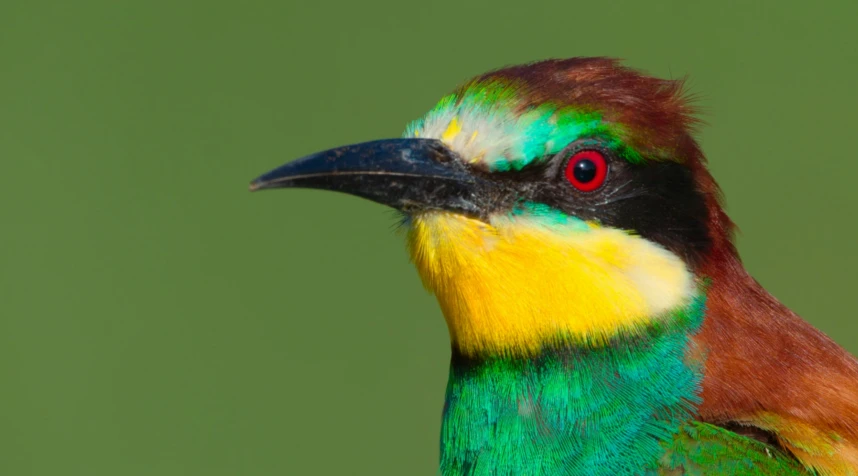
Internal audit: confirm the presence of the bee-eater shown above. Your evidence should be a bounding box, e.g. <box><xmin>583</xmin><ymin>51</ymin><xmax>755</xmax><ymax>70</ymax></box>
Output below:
<box><xmin>250</xmin><ymin>58</ymin><xmax>858</xmax><ymax>475</ymax></box>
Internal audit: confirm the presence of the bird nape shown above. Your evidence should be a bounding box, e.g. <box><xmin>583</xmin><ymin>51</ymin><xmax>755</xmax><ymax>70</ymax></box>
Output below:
<box><xmin>249</xmin><ymin>58</ymin><xmax>858</xmax><ymax>475</ymax></box>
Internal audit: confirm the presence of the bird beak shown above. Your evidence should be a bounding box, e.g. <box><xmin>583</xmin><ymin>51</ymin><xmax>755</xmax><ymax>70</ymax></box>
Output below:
<box><xmin>249</xmin><ymin>138</ymin><xmax>486</xmax><ymax>215</ymax></box>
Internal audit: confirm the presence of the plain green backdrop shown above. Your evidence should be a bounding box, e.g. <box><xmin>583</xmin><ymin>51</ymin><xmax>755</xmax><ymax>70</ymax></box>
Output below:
<box><xmin>2</xmin><ymin>0</ymin><xmax>857</xmax><ymax>474</ymax></box>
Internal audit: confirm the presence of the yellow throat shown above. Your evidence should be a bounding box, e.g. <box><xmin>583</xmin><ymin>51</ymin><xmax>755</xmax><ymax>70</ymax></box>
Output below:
<box><xmin>406</xmin><ymin>211</ymin><xmax>697</xmax><ymax>356</ymax></box>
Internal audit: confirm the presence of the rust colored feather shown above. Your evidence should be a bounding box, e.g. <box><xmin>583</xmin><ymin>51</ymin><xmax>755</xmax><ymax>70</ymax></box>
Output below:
<box><xmin>473</xmin><ymin>57</ymin><xmax>704</xmax><ymax>163</ymax></box>
<box><xmin>696</xmin><ymin>229</ymin><xmax>858</xmax><ymax>475</ymax></box>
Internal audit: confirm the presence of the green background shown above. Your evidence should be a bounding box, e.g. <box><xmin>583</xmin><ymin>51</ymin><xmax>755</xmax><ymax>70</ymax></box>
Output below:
<box><xmin>2</xmin><ymin>1</ymin><xmax>857</xmax><ymax>474</ymax></box>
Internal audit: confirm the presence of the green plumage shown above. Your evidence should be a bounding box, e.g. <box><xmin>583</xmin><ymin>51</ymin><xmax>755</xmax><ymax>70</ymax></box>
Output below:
<box><xmin>440</xmin><ymin>293</ymin><xmax>808</xmax><ymax>475</ymax></box>
<box><xmin>402</xmin><ymin>80</ymin><xmax>645</xmax><ymax>172</ymax></box>
<box><xmin>656</xmin><ymin>422</ymin><xmax>808</xmax><ymax>475</ymax></box>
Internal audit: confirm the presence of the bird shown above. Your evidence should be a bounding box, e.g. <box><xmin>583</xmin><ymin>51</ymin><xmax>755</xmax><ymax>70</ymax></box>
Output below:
<box><xmin>249</xmin><ymin>58</ymin><xmax>858</xmax><ymax>475</ymax></box>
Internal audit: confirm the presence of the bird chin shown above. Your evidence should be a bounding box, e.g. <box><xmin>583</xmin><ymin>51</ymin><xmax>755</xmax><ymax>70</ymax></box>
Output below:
<box><xmin>403</xmin><ymin>210</ymin><xmax>698</xmax><ymax>357</ymax></box>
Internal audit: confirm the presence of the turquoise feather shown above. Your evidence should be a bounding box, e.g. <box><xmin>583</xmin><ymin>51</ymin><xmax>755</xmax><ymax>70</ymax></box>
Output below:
<box><xmin>439</xmin><ymin>293</ymin><xmax>808</xmax><ymax>475</ymax></box>
<box><xmin>655</xmin><ymin>422</ymin><xmax>808</xmax><ymax>475</ymax></box>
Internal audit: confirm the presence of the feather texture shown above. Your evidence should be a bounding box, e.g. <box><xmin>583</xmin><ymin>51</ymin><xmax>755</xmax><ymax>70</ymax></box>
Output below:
<box><xmin>440</xmin><ymin>295</ymin><xmax>705</xmax><ymax>474</ymax></box>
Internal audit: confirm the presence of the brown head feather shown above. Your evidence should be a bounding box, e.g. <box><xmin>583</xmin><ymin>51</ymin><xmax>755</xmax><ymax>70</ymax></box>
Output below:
<box><xmin>473</xmin><ymin>57</ymin><xmax>704</xmax><ymax>163</ymax></box>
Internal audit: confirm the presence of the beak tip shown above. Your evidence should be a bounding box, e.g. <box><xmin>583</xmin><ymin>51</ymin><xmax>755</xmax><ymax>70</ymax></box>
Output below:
<box><xmin>248</xmin><ymin>181</ymin><xmax>262</xmax><ymax>192</ymax></box>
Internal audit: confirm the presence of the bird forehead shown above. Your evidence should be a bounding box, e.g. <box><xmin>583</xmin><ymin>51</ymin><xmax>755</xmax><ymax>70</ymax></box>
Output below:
<box><xmin>403</xmin><ymin>81</ymin><xmax>636</xmax><ymax>172</ymax></box>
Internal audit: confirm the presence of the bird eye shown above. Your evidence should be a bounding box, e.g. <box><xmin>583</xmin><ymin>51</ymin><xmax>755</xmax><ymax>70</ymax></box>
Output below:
<box><xmin>564</xmin><ymin>150</ymin><xmax>608</xmax><ymax>192</ymax></box>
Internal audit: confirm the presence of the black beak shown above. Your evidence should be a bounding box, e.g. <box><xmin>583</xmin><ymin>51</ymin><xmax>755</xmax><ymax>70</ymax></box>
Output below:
<box><xmin>249</xmin><ymin>138</ymin><xmax>487</xmax><ymax>215</ymax></box>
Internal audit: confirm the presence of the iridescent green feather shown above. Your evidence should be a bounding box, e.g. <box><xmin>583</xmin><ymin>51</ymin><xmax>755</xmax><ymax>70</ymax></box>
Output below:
<box><xmin>440</xmin><ymin>295</ymin><xmax>706</xmax><ymax>475</ymax></box>
<box><xmin>439</xmin><ymin>293</ymin><xmax>813</xmax><ymax>475</ymax></box>
<box><xmin>404</xmin><ymin>80</ymin><xmax>643</xmax><ymax>172</ymax></box>
<box><xmin>655</xmin><ymin>421</ymin><xmax>811</xmax><ymax>475</ymax></box>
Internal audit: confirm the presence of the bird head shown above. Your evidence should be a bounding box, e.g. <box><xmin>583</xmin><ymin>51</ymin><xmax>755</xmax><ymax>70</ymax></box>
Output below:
<box><xmin>251</xmin><ymin>58</ymin><xmax>734</xmax><ymax>357</ymax></box>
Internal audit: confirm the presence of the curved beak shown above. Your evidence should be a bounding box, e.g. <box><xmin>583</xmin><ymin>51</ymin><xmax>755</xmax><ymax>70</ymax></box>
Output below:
<box><xmin>249</xmin><ymin>138</ymin><xmax>487</xmax><ymax>215</ymax></box>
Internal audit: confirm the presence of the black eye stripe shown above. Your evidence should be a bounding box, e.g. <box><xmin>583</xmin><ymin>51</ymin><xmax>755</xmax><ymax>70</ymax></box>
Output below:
<box><xmin>467</xmin><ymin>137</ymin><xmax>711</xmax><ymax>266</ymax></box>
<box><xmin>535</xmin><ymin>157</ymin><xmax>711</xmax><ymax>266</ymax></box>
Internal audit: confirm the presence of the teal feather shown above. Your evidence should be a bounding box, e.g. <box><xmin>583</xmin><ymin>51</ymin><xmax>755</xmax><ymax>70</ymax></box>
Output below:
<box><xmin>439</xmin><ymin>293</ymin><xmax>812</xmax><ymax>475</ymax></box>
<box><xmin>654</xmin><ymin>422</ymin><xmax>809</xmax><ymax>475</ymax></box>
<box><xmin>402</xmin><ymin>80</ymin><xmax>643</xmax><ymax>172</ymax></box>
<box><xmin>440</xmin><ymin>295</ymin><xmax>705</xmax><ymax>475</ymax></box>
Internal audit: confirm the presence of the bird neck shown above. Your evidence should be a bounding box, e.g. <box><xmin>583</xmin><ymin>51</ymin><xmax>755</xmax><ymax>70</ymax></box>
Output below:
<box><xmin>440</xmin><ymin>298</ymin><xmax>706</xmax><ymax>475</ymax></box>
<box><xmin>404</xmin><ymin>211</ymin><xmax>709</xmax><ymax>473</ymax></box>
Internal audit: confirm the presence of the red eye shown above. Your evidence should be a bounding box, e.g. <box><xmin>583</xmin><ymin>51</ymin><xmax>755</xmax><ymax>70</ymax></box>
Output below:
<box><xmin>564</xmin><ymin>150</ymin><xmax>607</xmax><ymax>192</ymax></box>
